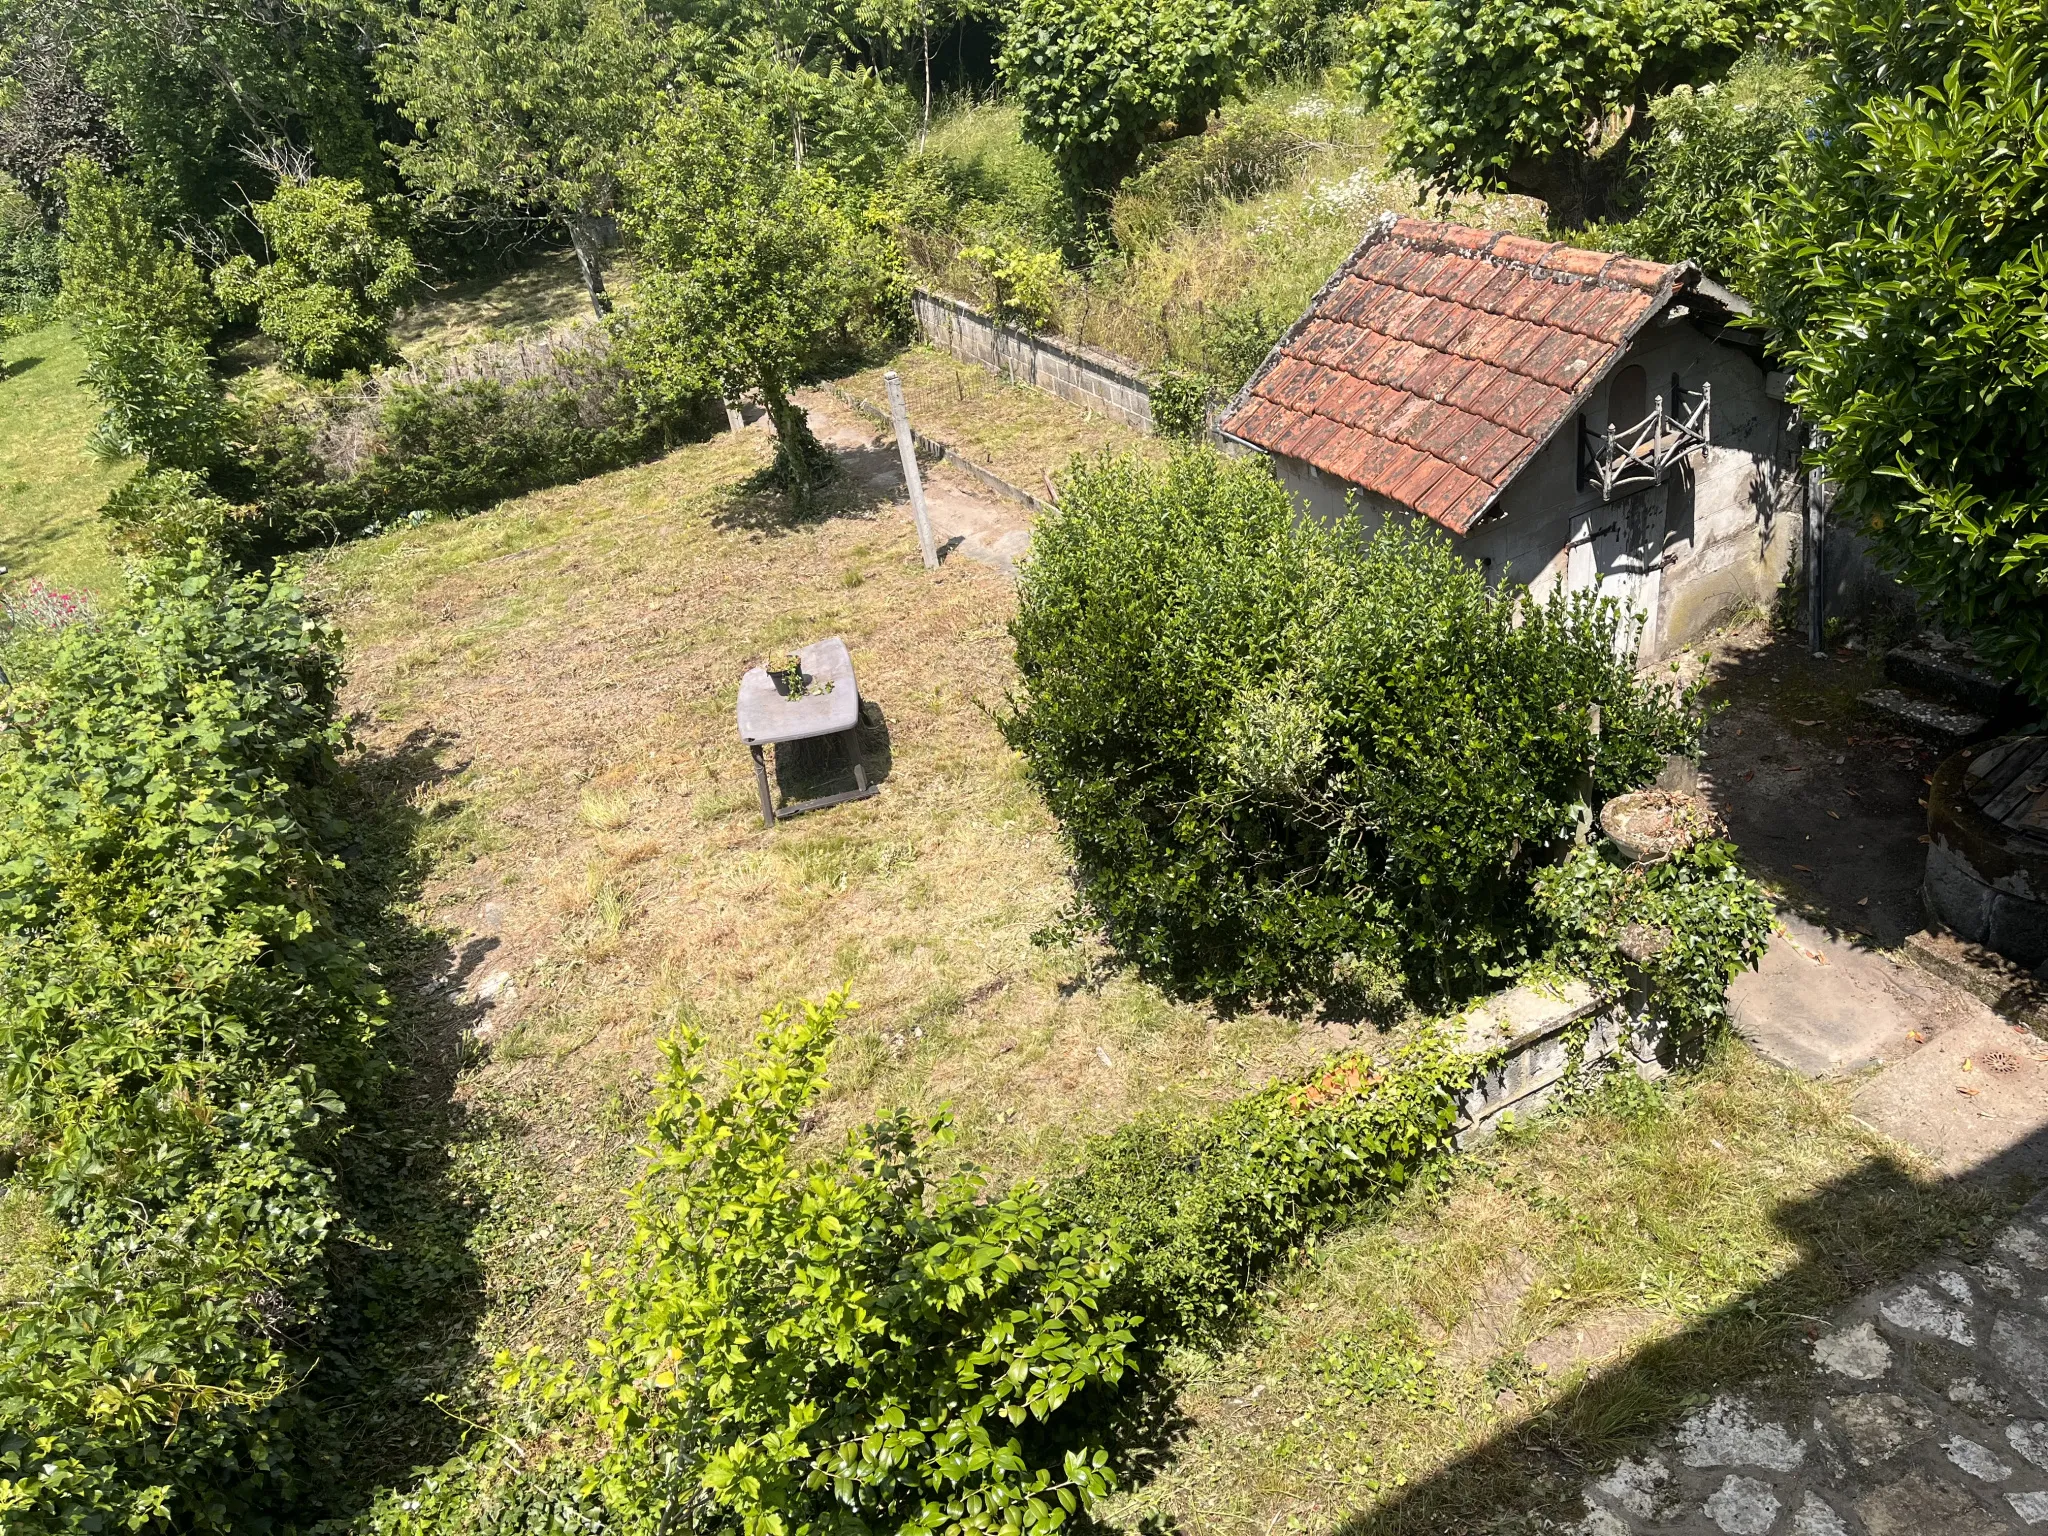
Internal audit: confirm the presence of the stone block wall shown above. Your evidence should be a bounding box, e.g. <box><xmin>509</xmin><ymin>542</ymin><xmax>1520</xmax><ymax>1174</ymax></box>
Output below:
<box><xmin>912</xmin><ymin>290</ymin><xmax>1155</xmax><ymax>433</ymax></box>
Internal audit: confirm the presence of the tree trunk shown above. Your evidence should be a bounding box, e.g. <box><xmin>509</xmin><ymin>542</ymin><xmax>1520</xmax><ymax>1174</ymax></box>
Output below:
<box><xmin>762</xmin><ymin>378</ymin><xmax>827</xmax><ymax>506</ymax></box>
<box><xmin>568</xmin><ymin>216</ymin><xmax>612</xmax><ymax>318</ymax></box>
<box><xmin>920</xmin><ymin>9</ymin><xmax>932</xmax><ymax>145</ymax></box>
<box><xmin>1505</xmin><ymin>106</ymin><xmax>1650</xmax><ymax>229</ymax></box>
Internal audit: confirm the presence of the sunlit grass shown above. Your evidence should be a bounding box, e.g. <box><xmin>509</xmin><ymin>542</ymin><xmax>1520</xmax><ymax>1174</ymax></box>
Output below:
<box><xmin>0</xmin><ymin>323</ymin><xmax>127</xmax><ymax>597</ymax></box>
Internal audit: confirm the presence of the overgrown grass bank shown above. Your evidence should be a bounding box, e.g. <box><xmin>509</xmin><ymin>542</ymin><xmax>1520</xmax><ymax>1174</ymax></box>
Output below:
<box><xmin>902</xmin><ymin>83</ymin><xmax>1546</xmax><ymax>380</ymax></box>
<box><xmin>1112</xmin><ymin>1041</ymin><xmax>2008</xmax><ymax>1533</ymax></box>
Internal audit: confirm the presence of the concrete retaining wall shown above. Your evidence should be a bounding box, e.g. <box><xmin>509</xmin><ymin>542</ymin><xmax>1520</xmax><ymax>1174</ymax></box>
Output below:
<box><xmin>913</xmin><ymin>290</ymin><xmax>1155</xmax><ymax>433</ymax></box>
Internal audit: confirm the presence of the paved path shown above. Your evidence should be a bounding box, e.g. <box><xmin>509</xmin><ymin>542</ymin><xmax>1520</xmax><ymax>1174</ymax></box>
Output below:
<box><xmin>1580</xmin><ymin>1197</ymin><xmax>2048</xmax><ymax>1533</ymax></box>
<box><xmin>796</xmin><ymin>390</ymin><xmax>1036</xmax><ymax>578</ymax></box>
<box><xmin>1728</xmin><ymin>912</ymin><xmax>2048</xmax><ymax>1180</ymax></box>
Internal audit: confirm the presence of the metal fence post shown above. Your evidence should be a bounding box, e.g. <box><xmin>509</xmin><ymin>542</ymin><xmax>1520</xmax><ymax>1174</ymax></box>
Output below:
<box><xmin>884</xmin><ymin>370</ymin><xmax>939</xmax><ymax>570</ymax></box>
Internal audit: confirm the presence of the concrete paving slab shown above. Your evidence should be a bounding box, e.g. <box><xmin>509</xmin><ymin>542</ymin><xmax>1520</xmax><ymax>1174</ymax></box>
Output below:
<box><xmin>1852</xmin><ymin>1012</ymin><xmax>2048</xmax><ymax>1180</ymax></box>
<box><xmin>1730</xmin><ymin>911</ymin><xmax>1956</xmax><ymax>1078</ymax></box>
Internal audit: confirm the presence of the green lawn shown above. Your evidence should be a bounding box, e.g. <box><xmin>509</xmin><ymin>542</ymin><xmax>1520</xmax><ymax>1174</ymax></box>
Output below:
<box><xmin>0</xmin><ymin>324</ymin><xmax>126</xmax><ymax>599</ymax></box>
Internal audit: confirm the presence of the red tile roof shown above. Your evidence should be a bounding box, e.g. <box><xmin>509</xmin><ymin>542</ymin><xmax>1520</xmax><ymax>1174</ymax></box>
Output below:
<box><xmin>1219</xmin><ymin>215</ymin><xmax>1697</xmax><ymax>535</ymax></box>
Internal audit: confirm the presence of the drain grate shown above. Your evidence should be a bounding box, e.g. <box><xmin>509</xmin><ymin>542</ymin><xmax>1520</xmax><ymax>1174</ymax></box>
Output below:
<box><xmin>1981</xmin><ymin>1048</ymin><xmax>2022</xmax><ymax>1075</ymax></box>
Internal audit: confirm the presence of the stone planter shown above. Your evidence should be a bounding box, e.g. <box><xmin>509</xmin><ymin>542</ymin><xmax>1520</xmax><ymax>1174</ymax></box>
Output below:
<box><xmin>1925</xmin><ymin>734</ymin><xmax>2048</xmax><ymax>969</ymax></box>
<box><xmin>1599</xmin><ymin>788</ymin><xmax>1714</xmax><ymax>863</ymax></box>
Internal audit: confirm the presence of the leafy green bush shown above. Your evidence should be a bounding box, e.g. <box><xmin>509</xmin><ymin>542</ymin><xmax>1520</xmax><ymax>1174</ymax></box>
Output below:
<box><xmin>1003</xmin><ymin>449</ymin><xmax>1696</xmax><ymax>1007</ymax></box>
<box><xmin>889</xmin><ymin>104</ymin><xmax>1076</xmax><ymax>256</ymax></box>
<box><xmin>1602</xmin><ymin>51</ymin><xmax>1815</xmax><ymax>280</ymax></box>
<box><xmin>957</xmin><ymin>233</ymin><xmax>1066</xmax><ymax>327</ymax></box>
<box><xmin>57</xmin><ymin>159</ymin><xmax>226</xmax><ymax>469</ymax></box>
<box><xmin>1148</xmin><ymin>366</ymin><xmax>1212</xmax><ymax>439</ymax></box>
<box><xmin>103</xmin><ymin>322</ymin><xmax>710</xmax><ymax>564</ymax></box>
<box><xmin>0</xmin><ymin>549</ymin><xmax>385</xmax><ymax>1531</ymax></box>
<box><xmin>367</xmin><ymin>993</ymin><xmax>1136</xmax><ymax>1536</ymax></box>
<box><xmin>0</xmin><ymin>179</ymin><xmax>58</xmax><ymax>331</ymax></box>
<box><xmin>213</xmin><ymin>177</ymin><xmax>419</xmax><ymax>377</ymax></box>
<box><xmin>1062</xmin><ymin>1039</ymin><xmax>1467</xmax><ymax>1341</ymax></box>
<box><xmin>1748</xmin><ymin>0</ymin><xmax>2048</xmax><ymax>704</ymax></box>
<box><xmin>1533</xmin><ymin>838</ymin><xmax>1774</xmax><ymax>1049</ymax></box>
<box><xmin>999</xmin><ymin>0</ymin><xmax>1263</xmax><ymax>205</ymax></box>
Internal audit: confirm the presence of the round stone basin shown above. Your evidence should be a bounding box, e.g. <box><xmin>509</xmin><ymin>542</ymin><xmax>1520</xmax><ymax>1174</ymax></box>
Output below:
<box><xmin>1600</xmin><ymin>788</ymin><xmax>1712</xmax><ymax>863</ymax></box>
<box><xmin>1926</xmin><ymin>733</ymin><xmax>2048</xmax><ymax>967</ymax></box>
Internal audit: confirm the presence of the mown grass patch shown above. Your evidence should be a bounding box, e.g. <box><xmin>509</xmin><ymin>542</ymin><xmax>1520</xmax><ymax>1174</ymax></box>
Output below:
<box><xmin>818</xmin><ymin>344</ymin><xmax>1167</xmax><ymax>494</ymax></box>
<box><xmin>310</xmin><ymin>421</ymin><xmax>1338</xmax><ymax>1392</ymax></box>
<box><xmin>0</xmin><ymin>322</ymin><xmax>126</xmax><ymax>596</ymax></box>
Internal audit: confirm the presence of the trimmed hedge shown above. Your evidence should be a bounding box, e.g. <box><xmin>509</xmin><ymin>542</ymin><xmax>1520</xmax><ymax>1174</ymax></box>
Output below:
<box><xmin>1061</xmin><ymin>1039</ymin><xmax>1468</xmax><ymax>1343</ymax></box>
<box><xmin>0</xmin><ymin>551</ymin><xmax>384</xmax><ymax>1531</ymax></box>
<box><xmin>1003</xmin><ymin>449</ymin><xmax>1697</xmax><ymax>1008</ymax></box>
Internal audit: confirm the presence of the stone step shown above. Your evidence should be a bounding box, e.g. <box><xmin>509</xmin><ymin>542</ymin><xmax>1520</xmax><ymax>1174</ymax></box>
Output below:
<box><xmin>1859</xmin><ymin>686</ymin><xmax>1993</xmax><ymax>750</ymax></box>
<box><xmin>1884</xmin><ymin>643</ymin><xmax>2019</xmax><ymax>718</ymax></box>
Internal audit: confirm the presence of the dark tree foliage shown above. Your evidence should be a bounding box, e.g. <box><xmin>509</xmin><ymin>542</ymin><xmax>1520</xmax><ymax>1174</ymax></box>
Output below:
<box><xmin>1749</xmin><ymin>0</ymin><xmax>2048</xmax><ymax>702</ymax></box>
<box><xmin>0</xmin><ymin>27</ymin><xmax>129</xmax><ymax>222</ymax></box>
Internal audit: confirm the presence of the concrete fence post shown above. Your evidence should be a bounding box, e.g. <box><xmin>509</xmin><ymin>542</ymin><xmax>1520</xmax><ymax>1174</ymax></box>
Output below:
<box><xmin>885</xmin><ymin>371</ymin><xmax>939</xmax><ymax>570</ymax></box>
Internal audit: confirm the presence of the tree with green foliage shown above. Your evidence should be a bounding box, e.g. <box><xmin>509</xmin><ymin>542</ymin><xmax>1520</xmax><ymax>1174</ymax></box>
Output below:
<box><xmin>1604</xmin><ymin>50</ymin><xmax>1813</xmax><ymax>279</ymax></box>
<box><xmin>5</xmin><ymin>0</ymin><xmax>384</xmax><ymax>236</ymax></box>
<box><xmin>214</xmin><ymin>176</ymin><xmax>419</xmax><ymax>376</ymax></box>
<box><xmin>624</xmin><ymin>90</ymin><xmax>888</xmax><ymax>502</ymax></box>
<box><xmin>1748</xmin><ymin>0</ymin><xmax>2048</xmax><ymax>702</ymax></box>
<box><xmin>998</xmin><ymin>0</ymin><xmax>1260</xmax><ymax>208</ymax></box>
<box><xmin>56</xmin><ymin>157</ymin><xmax>225</xmax><ymax>469</ymax></box>
<box><xmin>1003</xmin><ymin>449</ymin><xmax>1697</xmax><ymax>1007</ymax></box>
<box><xmin>1354</xmin><ymin>0</ymin><xmax>1786</xmax><ymax>225</ymax></box>
<box><xmin>379</xmin><ymin>0</ymin><xmax>676</xmax><ymax>318</ymax></box>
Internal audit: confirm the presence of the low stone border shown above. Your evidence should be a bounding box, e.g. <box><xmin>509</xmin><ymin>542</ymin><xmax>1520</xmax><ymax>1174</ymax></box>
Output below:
<box><xmin>823</xmin><ymin>383</ymin><xmax>1056</xmax><ymax>516</ymax></box>
<box><xmin>1454</xmin><ymin>977</ymin><xmax>1669</xmax><ymax>1141</ymax></box>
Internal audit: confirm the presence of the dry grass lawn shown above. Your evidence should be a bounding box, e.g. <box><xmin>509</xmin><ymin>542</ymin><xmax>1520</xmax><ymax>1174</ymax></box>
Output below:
<box><xmin>827</xmin><ymin>344</ymin><xmax>1168</xmax><ymax>496</ymax></box>
<box><xmin>315</xmin><ymin>420</ymin><xmax>1337</xmax><ymax>1364</ymax></box>
<box><xmin>313</xmin><ymin>371</ymin><xmax>2010</xmax><ymax>1531</ymax></box>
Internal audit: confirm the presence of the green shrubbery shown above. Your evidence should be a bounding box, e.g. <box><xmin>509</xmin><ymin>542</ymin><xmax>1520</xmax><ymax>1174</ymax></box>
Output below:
<box><xmin>213</xmin><ymin>177</ymin><xmax>419</xmax><ymax>377</ymax></box>
<box><xmin>1749</xmin><ymin>0</ymin><xmax>2048</xmax><ymax>705</ymax></box>
<box><xmin>1600</xmin><ymin>50</ymin><xmax>1815</xmax><ymax>280</ymax></box>
<box><xmin>57</xmin><ymin>159</ymin><xmax>226</xmax><ymax>471</ymax></box>
<box><xmin>1534</xmin><ymin>838</ymin><xmax>1775</xmax><ymax>1047</ymax></box>
<box><xmin>366</xmin><ymin>993</ymin><xmax>1139</xmax><ymax>1535</ymax></box>
<box><xmin>360</xmin><ymin>992</ymin><xmax>1482</xmax><ymax>1535</ymax></box>
<box><xmin>1004</xmin><ymin>448</ymin><xmax>1698</xmax><ymax>1009</ymax></box>
<box><xmin>1062</xmin><ymin>1039</ymin><xmax>1467</xmax><ymax>1342</ymax></box>
<box><xmin>0</xmin><ymin>550</ymin><xmax>385</xmax><ymax>1531</ymax></box>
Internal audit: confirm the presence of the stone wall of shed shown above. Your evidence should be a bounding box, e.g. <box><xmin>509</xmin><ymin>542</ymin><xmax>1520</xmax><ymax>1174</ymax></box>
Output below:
<box><xmin>1270</xmin><ymin>320</ymin><xmax>1805</xmax><ymax>662</ymax></box>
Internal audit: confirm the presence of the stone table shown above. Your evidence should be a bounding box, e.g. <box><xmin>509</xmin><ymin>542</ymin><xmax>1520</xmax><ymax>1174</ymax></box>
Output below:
<box><xmin>735</xmin><ymin>637</ymin><xmax>877</xmax><ymax>828</ymax></box>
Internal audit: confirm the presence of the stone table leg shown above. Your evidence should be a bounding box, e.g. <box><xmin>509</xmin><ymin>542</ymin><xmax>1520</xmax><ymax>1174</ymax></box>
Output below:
<box><xmin>750</xmin><ymin>744</ymin><xmax>775</xmax><ymax>828</ymax></box>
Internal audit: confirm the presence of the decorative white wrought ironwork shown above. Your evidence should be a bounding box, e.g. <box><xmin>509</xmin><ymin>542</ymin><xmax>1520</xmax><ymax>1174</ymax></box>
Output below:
<box><xmin>1578</xmin><ymin>377</ymin><xmax>1711</xmax><ymax>501</ymax></box>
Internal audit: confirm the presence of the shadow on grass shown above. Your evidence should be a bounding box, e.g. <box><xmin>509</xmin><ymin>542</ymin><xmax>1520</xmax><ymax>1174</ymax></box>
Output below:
<box><xmin>309</xmin><ymin>725</ymin><xmax>497</xmax><ymax>1513</ymax></box>
<box><xmin>708</xmin><ymin>440</ymin><xmax>909</xmax><ymax>536</ymax></box>
<box><xmin>2</xmin><ymin>353</ymin><xmax>44</xmax><ymax>380</ymax></box>
<box><xmin>1311</xmin><ymin>1136</ymin><xmax>2044</xmax><ymax>1535</ymax></box>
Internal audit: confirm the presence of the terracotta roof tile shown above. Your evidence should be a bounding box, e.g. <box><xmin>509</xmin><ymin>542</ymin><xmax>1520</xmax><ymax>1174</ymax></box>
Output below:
<box><xmin>1539</xmin><ymin>246</ymin><xmax>1612</xmax><ymax>280</ymax></box>
<box><xmin>1601</xmin><ymin>255</ymin><xmax>1672</xmax><ymax>293</ymax></box>
<box><xmin>1489</xmin><ymin>234</ymin><xmax>1557</xmax><ymax>267</ymax></box>
<box><xmin>1219</xmin><ymin>215</ymin><xmax>1692</xmax><ymax>533</ymax></box>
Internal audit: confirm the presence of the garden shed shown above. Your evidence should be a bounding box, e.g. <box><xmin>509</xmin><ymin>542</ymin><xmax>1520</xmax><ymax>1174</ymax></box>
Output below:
<box><xmin>1218</xmin><ymin>213</ymin><xmax>1804</xmax><ymax>659</ymax></box>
